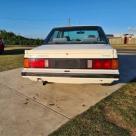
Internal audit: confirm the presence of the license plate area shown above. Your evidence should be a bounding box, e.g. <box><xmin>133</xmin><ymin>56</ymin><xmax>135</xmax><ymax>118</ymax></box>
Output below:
<box><xmin>49</xmin><ymin>59</ymin><xmax>87</xmax><ymax>69</ymax></box>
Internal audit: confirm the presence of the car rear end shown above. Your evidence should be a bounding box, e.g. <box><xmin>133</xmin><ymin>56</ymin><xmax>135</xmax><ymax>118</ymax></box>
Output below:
<box><xmin>22</xmin><ymin>45</ymin><xmax>119</xmax><ymax>84</ymax></box>
<box><xmin>0</xmin><ymin>39</ymin><xmax>4</xmax><ymax>54</ymax></box>
<box><xmin>21</xmin><ymin>26</ymin><xmax>119</xmax><ymax>84</ymax></box>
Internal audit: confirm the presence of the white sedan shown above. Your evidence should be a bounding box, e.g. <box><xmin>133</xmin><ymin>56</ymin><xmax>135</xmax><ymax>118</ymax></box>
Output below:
<box><xmin>21</xmin><ymin>26</ymin><xmax>119</xmax><ymax>85</ymax></box>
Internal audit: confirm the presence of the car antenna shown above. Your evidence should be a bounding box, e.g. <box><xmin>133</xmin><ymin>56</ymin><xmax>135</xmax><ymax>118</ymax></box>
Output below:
<box><xmin>68</xmin><ymin>17</ymin><xmax>71</xmax><ymax>26</ymax></box>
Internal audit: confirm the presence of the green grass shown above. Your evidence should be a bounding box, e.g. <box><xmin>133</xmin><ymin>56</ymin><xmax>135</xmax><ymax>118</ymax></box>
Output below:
<box><xmin>49</xmin><ymin>80</ymin><xmax>136</xmax><ymax>136</ymax></box>
<box><xmin>0</xmin><ymin>47</ymin><xmax>32</xmax><ymax>72</ymax></box>
<box><xmin>6</xmin><ymin>44</ymin><xmax>37</xmax><ymax>47</ymax></box>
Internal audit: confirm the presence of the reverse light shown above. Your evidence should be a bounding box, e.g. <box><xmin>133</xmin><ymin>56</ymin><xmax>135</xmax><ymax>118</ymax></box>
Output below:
<box><xmin>87</xmin><ymin>60</ymin><xmax>92</xmax><ymax>68</ymax></box>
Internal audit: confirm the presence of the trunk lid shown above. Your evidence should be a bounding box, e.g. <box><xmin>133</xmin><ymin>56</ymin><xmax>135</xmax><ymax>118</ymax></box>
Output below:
<box><xmin>25</xmin><ymin>44</ymin><xmax>116</xmax><ymax>59</ymax></box>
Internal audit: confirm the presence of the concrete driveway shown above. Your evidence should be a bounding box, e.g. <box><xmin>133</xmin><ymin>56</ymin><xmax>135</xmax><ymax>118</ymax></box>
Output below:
<box><xmin>0</xmin><ymin>53</ymin><xmax>136</xmax><ymax>136</ymax></box>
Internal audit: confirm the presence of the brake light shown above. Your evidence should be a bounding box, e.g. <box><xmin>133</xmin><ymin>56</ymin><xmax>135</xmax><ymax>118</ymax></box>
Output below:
<box><xmin>30</xmin><ymin>59</ymin><xmax>45</xmax><ymax>68</ymax></box>
<box><xmin>87</xmin><ymin>59</ymin><xmax>119</xmax><ymax>69</ymax></box>
<box><xmin>24</xmin><ymin>58</ymin><xmax>49</xmax><ymax>68</ymax></box>
<box><xmin>102</xmin><ymin>59</ymin><xmax>111</xmax><ymax>69</ymax></box>
<box><xmin>0</xmin><ymin>45</ymin><xmax>4</xmax><ymax>50</ymax></box>
<box><xmin>92</xmin><ymin>59</ymin><xmax>102</xmax><ymax>69</ymax></box>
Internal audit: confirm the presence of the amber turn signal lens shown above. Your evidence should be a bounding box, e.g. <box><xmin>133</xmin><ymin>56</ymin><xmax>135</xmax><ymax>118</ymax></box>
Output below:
<box><xmin>112</xmin><ymin>59</ymin><xmax>119</xmax><ymax>69</ymax></box>
<box><xmin>24</xmin><ymin>58</ymin><xmax>29</xmax><ymax>68</ymax></box>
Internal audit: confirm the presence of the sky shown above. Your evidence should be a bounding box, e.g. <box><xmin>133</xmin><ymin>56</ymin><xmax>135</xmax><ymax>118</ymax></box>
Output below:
<box><xmin>0</xmin><ymin>0</ymin><xmax>136</xmax><ymax>38</ymax></box>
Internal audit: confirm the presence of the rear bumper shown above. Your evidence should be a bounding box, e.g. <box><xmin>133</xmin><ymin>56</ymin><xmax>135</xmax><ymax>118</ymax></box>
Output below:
<box><xmin>21</xmin><ymin>71</ymin><xmax>119</xmax><ymax>84</ymax></box>
<box><xmin>22</xmin><ymin>72</ymin><xmax>119</xmax><ymax>79</ymax></box>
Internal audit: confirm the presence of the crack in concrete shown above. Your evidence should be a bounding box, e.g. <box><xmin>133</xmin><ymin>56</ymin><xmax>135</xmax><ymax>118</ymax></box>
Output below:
<box><xmin>0</xmin><ymin>82</ymin><xmax>70</xmax><ymax>120</ymax></box>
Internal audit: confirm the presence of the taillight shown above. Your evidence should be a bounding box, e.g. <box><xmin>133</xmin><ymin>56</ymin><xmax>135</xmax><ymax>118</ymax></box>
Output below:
<box><xmin>24</xmin><ymin>58</ymin><xmax>29</xmax><ymax>68</ymax></box>
<box><xmin>87</xmin><ymin>59</ymin><xmax>119</xmax><ymax>69</ymax></box>
<box><xmin>30</xmin><ymin>58</ymin><xmax>45</xmax><ymax>68</ymax></box>
<box><xmin>24</xmin><ymin>58</ymin><xmax>49</xmax><ymax>68</ymax></box>
<box><xmin>111</xmin><ymin>59</ymin><xmax>119</xmax><ymax>69</ymax></box>
<box><xmin>92</xmin><ymin>59</ymin><xmax>102</xmax><ymax>69</ymax></box>
<box><xmin>0</xmin><ymin>45</ymin><xmax>4</xmax><ymax>49</ymax></box>
<box><xmin>87</xmin><ymin>60</ymin><xmax>92</xmax><ymax>68</ymax></box>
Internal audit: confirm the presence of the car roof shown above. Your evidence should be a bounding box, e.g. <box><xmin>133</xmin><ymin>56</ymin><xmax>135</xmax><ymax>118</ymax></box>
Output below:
<box><xmin>53</xmin><ymin>26</ymin><xmax>103</xmax><ymax>30</ymax></box>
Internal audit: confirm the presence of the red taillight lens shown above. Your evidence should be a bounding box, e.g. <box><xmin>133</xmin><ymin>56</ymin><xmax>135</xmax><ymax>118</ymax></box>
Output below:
<box><xmin>102</xmin><ymin>59</ymin><xmax>112</xmax><ymax>69</ymax></box>
<box><xmin>30</xmin><ymin>59</ymin><xmax>45</xmax><ymax>68</ymax></box>
<box><xmin>89</xmin><ymin>59</ymin><xmax>119</xmax><ymax>69</ymax></box>
<box><xmin>0</xmin><ymin>45</ymin><xmax>4</xmax><ymax>50</ymax></box>
<box><xmin>92</xmin><ymin>59</ymin><xmax>102</xmax><ymax>69</ymax></box>
<box><xmin>24</xmin><ymin>58</ymin><xmax>49</xmax><ymax>68</ymax></box>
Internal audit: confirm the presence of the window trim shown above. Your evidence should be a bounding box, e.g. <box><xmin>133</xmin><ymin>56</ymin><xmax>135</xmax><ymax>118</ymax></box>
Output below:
<box><xmin>45</xmin><ymin>26</ymin><xmax>109</xmax><ymax>44</ymax></box>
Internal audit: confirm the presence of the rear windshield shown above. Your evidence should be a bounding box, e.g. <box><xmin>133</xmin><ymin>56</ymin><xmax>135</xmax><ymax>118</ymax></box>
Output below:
<box><xmin>45</xmin><ymin>27</ymin><xmax>108</xmax><ymax>44</ymax></box>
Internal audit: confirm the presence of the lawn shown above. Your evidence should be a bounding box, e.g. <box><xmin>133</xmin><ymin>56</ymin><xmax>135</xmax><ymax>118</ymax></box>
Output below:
<box><xmin>0</xmin><ymin>47</ymin><xmax>32</xmax><ymax>72</ymax></box>
<box><xmin>50</xmin><ymin>79</ymin><xmax>136</xmax><ymax>136</ymax></box>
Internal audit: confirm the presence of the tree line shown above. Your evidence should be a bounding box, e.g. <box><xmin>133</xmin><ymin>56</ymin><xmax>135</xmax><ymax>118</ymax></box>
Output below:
<box><xmin>0</xmin><ymin>30</ymin><xmax>44</xmax><ymax>46</ymax></box>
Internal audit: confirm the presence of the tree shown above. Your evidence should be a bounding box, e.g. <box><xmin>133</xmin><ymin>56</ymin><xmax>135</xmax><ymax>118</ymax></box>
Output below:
<box><xmin>0</xmin><ymin>30</ymin><xmax>44</xmax><ymax>46</ymax></box>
